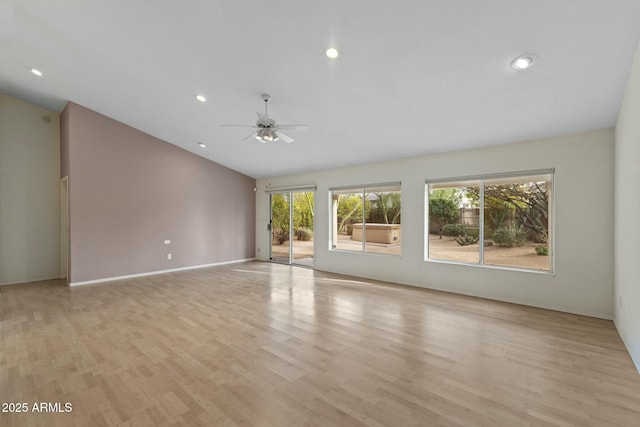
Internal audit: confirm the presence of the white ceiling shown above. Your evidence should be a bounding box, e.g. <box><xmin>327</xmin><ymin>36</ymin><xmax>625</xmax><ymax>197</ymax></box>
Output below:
<box><xmin>2</xmin><ymin>1</ymin><xmax>639</xmax><ymax>179</ymax></box>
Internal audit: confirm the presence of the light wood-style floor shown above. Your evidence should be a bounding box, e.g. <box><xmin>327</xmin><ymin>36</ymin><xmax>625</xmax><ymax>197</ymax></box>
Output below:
<box><xmin>1</xmin><ymin>261</ymin><xmax>639</xmax><ymax>427</ymax></box>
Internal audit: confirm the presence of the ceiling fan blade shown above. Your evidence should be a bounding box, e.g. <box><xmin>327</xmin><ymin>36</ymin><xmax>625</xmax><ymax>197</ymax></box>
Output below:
<box><xmin>221</xmin><ymin>124</ymin><xmax>259</xmax><ymax>128</ymax></box>
<box><xmin>278</xmin><ymin>132</ymin><xmax>294</xmax><ymax>143</ymax></box>
<box><xmin>277</xmin><ymin>124</ymin><xmax>308</xmax><ymax>129</ymax></box>
<box><xmin>242</xmin><ymin>131</ymin><xmax>258</xmax><ymax>142</ymax></box>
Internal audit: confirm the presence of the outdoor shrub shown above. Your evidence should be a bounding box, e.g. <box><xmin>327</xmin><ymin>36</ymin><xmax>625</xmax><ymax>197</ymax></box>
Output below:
<box><xmin>492</xmin><ymin>227</ymin><xmax>526</xmax><ymax>247</ymax></box>
<box><xmin>346</xmin><ymin>223</ymin><xmax>354</xmax><ymax>236</ymax></box>
<box><xmin>429</xmin><ymin>197</ymin><xmax>460</xmax><ymax>238</ymax></box>
<box><xmin>463</xmin><ymin>226</ymin><xmax>480</xmax><ymax>238</ymax></box>
<box><xmin>533</xmin><ymin>230</ymin><xmax>548</xmax><ymax>244</ymax></box>
<box><xmin>456</xmin><ymin>235</ymin><xmax>479</xmax><ymax>246</ymax></box>
<box><xmin>442</xmin><ymin>224</ymin><xmax>464</xmax><ymax>237</ymax></box>
<box><xmin>535</xmin><ymin>245</ymin><xmax>548</xmax><ymax>256</ymax></box>
<box><xmin>273</xmin><ymin>228</ymin><xmax>289</xmax><ymax>244</ymax></box>
<box><xmin>295</xmin><ymin>227</ymin><xmax>313</xmax><ymax>241</ymax></box>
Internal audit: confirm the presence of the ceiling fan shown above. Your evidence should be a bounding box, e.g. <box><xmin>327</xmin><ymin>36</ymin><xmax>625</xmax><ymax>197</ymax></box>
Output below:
<box><xmin>222</xmin><ymin>94</ymin><xmax>307</xmax><ymax>143</ymax></box>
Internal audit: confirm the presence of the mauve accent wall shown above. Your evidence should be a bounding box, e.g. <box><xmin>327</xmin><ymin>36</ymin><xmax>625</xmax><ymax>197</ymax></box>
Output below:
<box><xmin>61</xmin><ymin>102</ymin><xmax>255</xmax><ymax>284</ymax></box>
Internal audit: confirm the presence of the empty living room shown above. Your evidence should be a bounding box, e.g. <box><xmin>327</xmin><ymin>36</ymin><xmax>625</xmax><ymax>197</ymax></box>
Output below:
<box><xmin>1</xmin><ymin>1</ymin><xmax>640</xmax><ymax>426</ymax></box>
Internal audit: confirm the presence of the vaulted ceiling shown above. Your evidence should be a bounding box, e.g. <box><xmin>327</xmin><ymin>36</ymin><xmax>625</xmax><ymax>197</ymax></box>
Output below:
<box><xmin>2</xmin><ymin>1</ymin><xmax>639</xmax><ymax>178</ymax></box>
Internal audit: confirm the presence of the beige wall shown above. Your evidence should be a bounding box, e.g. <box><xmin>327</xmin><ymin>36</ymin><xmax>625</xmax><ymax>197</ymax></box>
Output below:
<box><xmin>0</xmin><ymin>95</ymin><xmax>61</xmax><ymax>285</ymax></box>
<box><xmin>257</xmin><ymin>129</ymin><xmax>614</xmax><ymax>319</ymax></box>
<box><xmin>614</xmin><ymin>41</ymin><xmax>640</xmax><ymax>373</ymax></box>
<box><xmin>62</xmin><ymin>102</ymin><xmax>256</xmax><ymax>284</ymax></box>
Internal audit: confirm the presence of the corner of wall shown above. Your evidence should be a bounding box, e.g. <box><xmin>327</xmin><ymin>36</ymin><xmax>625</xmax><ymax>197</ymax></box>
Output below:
<box><xmin>0</xmin><ymin>95</ymin><xmax>62</xmax><ymax>285</ymax></box>
<box><xmin>613</xmin><ymin>39</ymin><xmax>640</xmax><ymax>375</ymax></box>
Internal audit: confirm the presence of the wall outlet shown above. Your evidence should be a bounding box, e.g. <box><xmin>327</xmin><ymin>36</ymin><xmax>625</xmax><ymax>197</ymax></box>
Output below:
<box><xmin>164</xmin><ymin>240</ymin><xmax>171</xmax><ymax>245</ymax></box>
<box><xmin>167</xmin><ymin>253</ymin><xmax>172</xmax><ymax>260</ymax></box>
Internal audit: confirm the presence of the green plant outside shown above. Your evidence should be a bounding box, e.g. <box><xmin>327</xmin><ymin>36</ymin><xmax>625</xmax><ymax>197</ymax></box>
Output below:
<box><xmin>492</xmin><ymin>227</ymin><xmax>527</xmax><ymax>247</ymax></box>
<box><xmin>429</xmin><ymin>197</ymin><xmax>459</xmax><ymax>239</ymax></box>
<box><xmin>271</xmin><ymin>192</ymin><xmax>315</xmax><ymax>242</ymax></box>
<box><xmin>535</xmin><ymin>245</ymin><xmax>548</xmax><ymax>256</ymax></box>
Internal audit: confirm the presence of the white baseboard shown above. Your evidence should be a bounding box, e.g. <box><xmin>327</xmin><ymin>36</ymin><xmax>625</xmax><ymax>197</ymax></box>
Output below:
<box><xmin>429</xmin><ymin>285</ymin><xmax>613</xmax><ymax>320</ymax></box>
<box><xmin>0</xmin><ymin>275</ymin><xmax>64</xmax><ymax>286</ymax></box>
<box><xmin>315</xmin><ymin>267</ymin><xmax>614</xmax><ymax>320</ymax></box>
<box><xmin>614</xmin><ymin>319</ymin><xmax>640</xmax><ymax>375</ymax></box>
<box><xmin>69</xmin><ymin>258</ymin><xmax>256</xmax><ymax>287</ymax></box>
<box><xmin>439</xmin><ymin>285</ymin><xmax>614</xmax><ymax>320</ymax></box>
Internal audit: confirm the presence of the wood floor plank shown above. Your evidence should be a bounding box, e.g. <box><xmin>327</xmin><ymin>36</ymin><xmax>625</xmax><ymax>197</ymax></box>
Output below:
<box><xmin>1</xmin><ymin>261</ymin><xmax>640</xmax><ymax>426</ymax></box>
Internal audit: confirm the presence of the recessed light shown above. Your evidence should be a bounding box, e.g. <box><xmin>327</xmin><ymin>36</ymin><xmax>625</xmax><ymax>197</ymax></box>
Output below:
<box><xmin>195</xmin><ymin>94</ymin><xmax>207</xmax><ymax>103</ymax></box>
<box><xmin>325</xmin><ymin>47</ymin><xmax>339</xmax><ymax>59</ymax></box>
<box><xmin>31</xmin><ymin>68</ymin><xmax>43</xmax><ymax>77</ymax></box>
<box><xmin>198</xmin><ymin>142</ymin><xmax>206</xmax><ymax>148</ymax></box>
<box><xmin>510</xmin><ymin>55</ymin><xmax>535</xmax><ymax>71</ymax></box>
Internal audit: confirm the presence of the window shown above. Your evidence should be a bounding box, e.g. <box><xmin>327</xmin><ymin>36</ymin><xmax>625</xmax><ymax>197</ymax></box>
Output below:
<box><xmin>331</xmin><ymin>184</ymin><xmax>401</xmax><ymax>255</ymax></box>
<box><xmin>426</xmin><ymin>170</ymin><xmax>553</xmax><ymax>272</ymax></box>
<box><xmin>427</xmin><ymin>181</ymin><xmax>481</xmax><ymax>264</ymax></box>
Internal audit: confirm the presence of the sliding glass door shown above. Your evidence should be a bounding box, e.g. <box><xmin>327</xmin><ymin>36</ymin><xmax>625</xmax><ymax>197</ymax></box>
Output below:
<box><xmin>291</xmin><ymin>191</ymin><xmax>314</xmax><ymax>267</ymax></box>
<box><xmin>270</xmin><ymin>192</ymin><xmax>291</xmax><ymax>263</ymax></box>
<box><xmin>270</xmin><ymin>191</ymin><xmax>314</xmax><ymax>267</ymax></box>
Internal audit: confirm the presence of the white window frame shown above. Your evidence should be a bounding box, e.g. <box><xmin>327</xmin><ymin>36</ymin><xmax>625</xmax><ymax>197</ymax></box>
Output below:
<box><xmin>329</xmin><ymin>182</ymin><xmax>402</xmax><ymax>256</ymax></box>
<box><xmin>426</xmin><ymin>169</ymin><xmax>554</xmax><ymax>273</ymax></box>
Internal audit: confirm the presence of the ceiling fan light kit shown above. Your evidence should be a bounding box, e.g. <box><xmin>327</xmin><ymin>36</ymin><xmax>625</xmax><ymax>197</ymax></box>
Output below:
<box><xmin>256</xmin><ymin>129</ymin><xmax>279</xmax><ymax>143</ymax></box>
<box><xmin>221</xmin><ymin>94</ymin><xmax>307</xmax><ymax>144</ymax></box>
